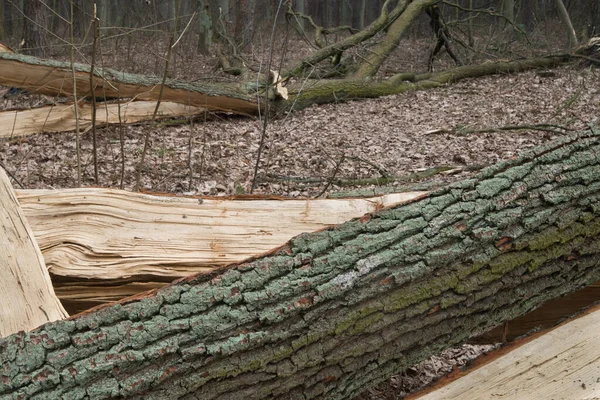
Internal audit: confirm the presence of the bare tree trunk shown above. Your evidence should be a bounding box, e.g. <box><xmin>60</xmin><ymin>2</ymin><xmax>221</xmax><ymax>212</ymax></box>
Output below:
<box><xmin>502</xmin><ymin>0</ymin><xmax>515</xmax><ymax>22</ymax></box>
<box><xmin>520</xmin><ymin>0</ymin><xmax>536</xmax><ymax>32</ymax></box>
<box><xmin>553</xmin><ymin>0</ymin><xmax>578</xmax><ymax>49</ymax></box>
<box><xmin>234</xmin><ymin>0</ymin><xmax>255</xmax><ymax>49</ymax></box>
<box><xmin>197</xmin><ymin>0</ymin><xmax>213</xmax><ymax>54</ymax></box>
<box><xmin>22</xmin><ymin>0</ymin><xmax>47</xmax><ymax>57</ymax></box>
<box><xmin>2</xmin><ymin>129</ymin><xmax>600</xmax><ymax>399</ymax></box>
<box><xmin>0</xmin><ymin>0</ymin><xmax>4</xmax><ymax>41</ymax></box>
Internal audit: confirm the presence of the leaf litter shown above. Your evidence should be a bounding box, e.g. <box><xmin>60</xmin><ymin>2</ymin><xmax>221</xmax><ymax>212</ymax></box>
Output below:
<box><xmin>0</xmin><ymin>64</ymin><xmax>599</xmax><ymax>399</ymax></box>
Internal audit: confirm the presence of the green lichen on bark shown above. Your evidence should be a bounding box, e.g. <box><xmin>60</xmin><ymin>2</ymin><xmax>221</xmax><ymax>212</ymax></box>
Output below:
<box><xmin>2</xmin><ymin>129</ymin><xmax>600</xmax><ymax>399</ymax></box>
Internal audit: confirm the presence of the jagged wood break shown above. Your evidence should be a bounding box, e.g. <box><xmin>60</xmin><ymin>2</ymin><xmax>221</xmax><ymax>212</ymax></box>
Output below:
<box><xmin>2</xmin><ymin>129</ymin><xmax>600</xmax><ymax>399</ymax></box>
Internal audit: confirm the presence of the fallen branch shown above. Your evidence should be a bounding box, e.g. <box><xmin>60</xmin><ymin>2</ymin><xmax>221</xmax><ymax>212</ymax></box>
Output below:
<box><xmin>0</xmin><ymin>52</ymin><xmax>259</xmax><ymax>115</ymax></box>
<box><xmin>0</xmin><ymin>101</ymin><xmax>206</xmax><ymax>138</ymax></box>
<box><xmin>425</xmin><ymin>123</ymin><xmax>575</xmax><ymax>136</ymax></box>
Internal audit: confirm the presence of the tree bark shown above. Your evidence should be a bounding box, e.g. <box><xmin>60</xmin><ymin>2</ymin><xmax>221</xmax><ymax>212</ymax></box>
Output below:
<box><xmin>553</xmin><ymin>0</ymin><xmax>578</xmax><ymax>49</ymax></box>
<box><xmin>353</xmin><ymin>0</ymin><xmax>440</xmax><ymax>78</ymax></box>
<box><xmin>0</xmin><ymin>51</ymin><xmax>259</xmax><ymax>115</ymax></box>
<box><xmin>22</xmin><ymin>0</ymin><xmax>47</xmax><ymax>57</ymax></box>
<box><xmin>283</xmin><ymin>0</ymin><xmax>411</xmax><ymax>78</ymax></box>
<box><xmin>286</xmin><ymin>55</ymin><xmax>570</xmax><ymax>110</ymax></box>
<box><xmin>3</xmin><ymin>128</ymin><xmax>600</xmax><ymax>398</ymax></box>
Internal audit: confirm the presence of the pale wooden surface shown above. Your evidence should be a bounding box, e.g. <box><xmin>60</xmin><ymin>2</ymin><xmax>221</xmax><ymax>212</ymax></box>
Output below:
<box><xmin>16</xmin><ymin>188</ymin><xmax>426</xmax><ymax>280</ymax></box>
<box><xmin>0</xmin><ymin>169</ymin><xmax>67</xmax><ymax>337</ymax></box>
<box><xmin>417</xmin><ymin>307</ymin><xmax>600</xmax><ymax>400</ymax></box>
<box><xmin>0</xmin><ymin>101</ymin><xmax>205</xmax><ymax>137</ymax></box>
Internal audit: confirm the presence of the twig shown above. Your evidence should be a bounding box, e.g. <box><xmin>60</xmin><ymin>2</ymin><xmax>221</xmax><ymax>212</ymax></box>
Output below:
<box><xmin>314</xmin><ymin>154</ymin><xmax>345</xmax><ymax>198</ymax></box>
<box><xmin>426</xmin><ymin>123</ymin><xmax>574</xmax><ymax>136</ymax></box>
<box><xmin>69</xmin><ymin>0</ymin><xmax>81</xmax><ymax>187</ymax></box>
<box><xmin>347</xmin><ymin>156</ymin><xmax>391</xmax><ymax>178</ymax></box>
<box><xmin>89</xmin><ymin>4</ymin><xmax>100</xmax><ymax>184</ymax></box>
<box><xmin>570</xmin><ymin>54</ymin><xmax>600</xmax><ymax>65</ymax></box>
<box><xmin>0</xmin><ymin>163</ymin><xmax>24</xmax><ymax>189</ymax></box>
<box><xmin>250</xmin><ymin>0</ymin><xmax>284</xmax><ymax>193</ymax></box>
<box><xmin>135</xmin><ymin>0</ymin><xmax>181</xmax><ymax>191</ymax></box>
<box><xmin>442</xmin><ymin>0</ymin><xmax>531</xmax><ymax>45</ymax></box>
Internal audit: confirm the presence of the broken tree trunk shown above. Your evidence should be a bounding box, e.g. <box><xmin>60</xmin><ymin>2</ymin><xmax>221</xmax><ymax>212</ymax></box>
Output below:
<box><xmin>15</xmin><ymin>189</ymin><xmax>424</xmax><ymax>313</ymax></box>
<box><xmin>0</xmin><ymin>52</ymin><xmax>258</xmax><ymax>115</ymax></box>
<box><xmin>0</xmin><ymin>168</ymin><xmax>67</xmax><ymax>338</ymax></box>
<box><xmin>0</xmin><ymin>43</ymin><xmax>589</xmax><ymax>118</ymax></box>
<box><xmin>414</xmin><ymin>303</ymin><xmax>600</xmax><ymax>399</ymax></box>
<box><xmin>285</xmin><ymin>55</ymin><xmax>571</xmax><ymax>110</ymax></box>
<box><xmin>0</xmin><ymin>101</ymin><xmax>206</xmax><ymax>137</ymax></box>
<box><xmin>3</xmin><ymin>128</ymin><xmax>600</xmax><ymax>398</ymax></box>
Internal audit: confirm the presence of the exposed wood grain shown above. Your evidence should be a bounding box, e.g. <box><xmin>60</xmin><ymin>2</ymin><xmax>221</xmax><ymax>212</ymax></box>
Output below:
<box><xmin>416</xmin><ymin>304</ymin><xmax>600</xmax><ymax>400</ymax></box>
<box><xmin>14</xmin><ymin>188</ymin><xmax>425</xmax><ymax>312</ymax></box>
<box><xmin>0</xmin><ymin>168</ymin><xmax>67</xmax><ymax>337</ymax></box>
<box><xmin>16</xmin><ymin>188</ymin><xmax>426</xmax><ymax>280</ymax></box>
<box><xmin>0</xmin><ymin>101</ymin><xmax>205</xmax><ymax>137</ymax></box>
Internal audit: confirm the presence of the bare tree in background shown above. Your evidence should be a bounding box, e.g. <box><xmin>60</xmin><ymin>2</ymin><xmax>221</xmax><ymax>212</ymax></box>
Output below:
<box><xmin>22</xmin><ymin>0</ymin><xmax>47</xmax><ymax>56</ymax></box>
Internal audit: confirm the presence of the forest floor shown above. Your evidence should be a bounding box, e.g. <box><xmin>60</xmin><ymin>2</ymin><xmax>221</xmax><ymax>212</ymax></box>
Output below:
<box><xmin>1</xmin><ymin>34</ymin><xmax>599</xmax><ymax>398</ymax></box>
<box><xmin>1</xmin><ymin>64</ymin><xmax>599</xmax><ymax>199</ymax></box>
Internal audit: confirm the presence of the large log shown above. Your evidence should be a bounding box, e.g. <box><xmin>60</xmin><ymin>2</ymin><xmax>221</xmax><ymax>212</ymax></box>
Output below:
<box><xmin>14</xmin><ymin>189</ymin><xmax>424</xmax><ymax>313</ymax></box>
<box><xmin>3</xmin><ymin>129</ymin><xmax>600</xmax><ymax>398</ymax></box>
<box><xmin>0</xmin><ymin>168</ymin><xmax>67</xmax><ymax>338</ymax></box>
<box><xmin>0</xmin><ymin>52</ymin><xmax>258</xmax><ymax>115</ymax></box>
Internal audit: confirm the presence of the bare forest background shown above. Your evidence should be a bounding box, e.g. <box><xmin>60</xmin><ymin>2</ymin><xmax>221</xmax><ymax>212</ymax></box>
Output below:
<box><xmin>0</xmin><ymin>0</ymin><xmax>599</xmax><ymax>197</ymax></box>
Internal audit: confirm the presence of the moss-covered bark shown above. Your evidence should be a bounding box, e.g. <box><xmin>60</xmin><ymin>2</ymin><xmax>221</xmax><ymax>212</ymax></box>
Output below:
<box><xmin>2</xmin><ymin>127</ymin><xmax>600</xmax><ymax>399</ymax></box>
<box><xmin>283</xmin><ymin>0</ymin><xmax>409</xmax><ymax>78</ymax></box>
<box><xmin>352</xmin><ymin>0</ymin><xmax>441</xmax><ymax>78</ymax></box>
<box><xmin>0</xmin><ymin>52</ymin><xmax>259</xmax><ymax>115</ymax></box>
<box><xmin>284</xmin><ymin>55</ymin><xmax>571</xmax><ymax>111</ymax></box>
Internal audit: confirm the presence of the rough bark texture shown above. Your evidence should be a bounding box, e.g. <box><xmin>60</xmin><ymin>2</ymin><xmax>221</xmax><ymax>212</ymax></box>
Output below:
<box><xmin>0</xmin><ymin>52</ymin><xmax>259</xmax><ymax>115</ymax></box>
<box><xmin>2</xmin><ymin>128</ymin><xmax>600</xmax><ymax>399</ymax></box>
<box><xmin>286</xmin><ymin>55</ymin><xmax>571</xmax><ymax>111</ymax></box>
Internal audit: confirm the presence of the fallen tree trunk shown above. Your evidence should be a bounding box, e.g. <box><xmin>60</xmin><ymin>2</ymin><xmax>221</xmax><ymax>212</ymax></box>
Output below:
<box><xmin>285</xmin><ymin>55</ymin><xmax>572</xmax><ymax>110</ymax></box>
<box><xmin>0</xmin><ymin>168</ymin><xmax>67</xmax><ymax>338</ymax></box>
<box><xmin>0</xmin><ymin>52</ymin><xmax>259</xmax><ymax>115</ymax></box>
<box><xmin>15</xmin><ymin>189</ymin><xmax>424</xmax><ymax>313</ymax></box>
<box><xmin>0</xmin><ymin>49</ymin><xmax>579</xmax><ymax>120</ymax></box>
<box><xmin>0</xmin><ymin>101</ymin><xmax>205</xmax><ymax>137</ymax></box>
<box><xmin>3</xmin><ymin>128</ymin><xmax>600</xmax><ymax>398</ymax></box>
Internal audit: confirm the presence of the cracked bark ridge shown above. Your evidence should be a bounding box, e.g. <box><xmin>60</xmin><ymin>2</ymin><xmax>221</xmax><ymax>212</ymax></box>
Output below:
<box><xmin>3</xmin><ymin>128</ymin><xmax>600</xmax><ymax>399</ymax></box>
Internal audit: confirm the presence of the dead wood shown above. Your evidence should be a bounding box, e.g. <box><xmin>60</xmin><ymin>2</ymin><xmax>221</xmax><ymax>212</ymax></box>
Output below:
<box><xmin>2</xmin><ymin>128</ymin><xmax>600</xmax><ymax>398</ymax></box>
<box><xmin>15</xmin><ymin>188</ymin><xmax>424</xmax><ymax>312</ymax></box>
<box><xmin>0</xmin><ymin>101</ymin><xmax>206</xmax><ymax>137</ymax></box>
<box><xmin>0</xmin><ymin>52</ymin><xmax>259</xmax><ymax>115</ymax></box>
<box><xmin>414</xmin><ymin>304</ymin><xmax>600</xmax><ymax>399</ymax></box>
<box><xmin>0</xmin><ymin>168</ymin><xmax>67</xmax><ymax>338</ymax></box>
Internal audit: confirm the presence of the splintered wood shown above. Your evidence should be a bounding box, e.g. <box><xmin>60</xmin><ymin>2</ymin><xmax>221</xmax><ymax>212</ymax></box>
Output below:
<box><xmin>17</xmin><ymin>188</ymin><xmax>426</xmax><ymax>280</ymax></box>
<box><xmin>16</xmin><ymin>188</ymin><xmax>426</xmax><ymax>312</ymax></box>
<box><xmin>0</xmin><ymin>101</ymin><xmax>206</xmax><ymax>137</ymax></box>
<box><xmin>0</xmin><ymin>168</ymin><xmax>67</xmax><ymax>337</ymax></box>
<box><xmin>415</xmin><ymin>305</ymin><xmax>600</xmax><ymax>400</ymax></box>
